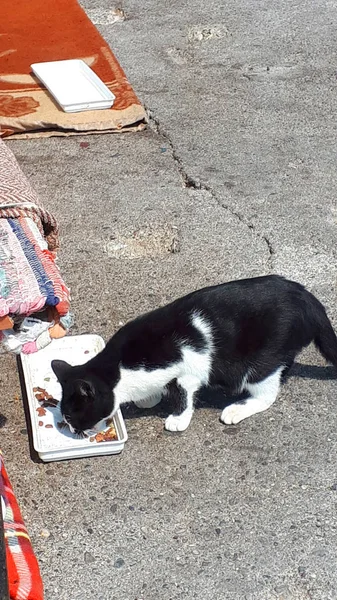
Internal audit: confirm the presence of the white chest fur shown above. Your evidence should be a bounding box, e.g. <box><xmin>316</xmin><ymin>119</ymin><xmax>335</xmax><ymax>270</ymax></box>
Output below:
<box><xmin>114</xmin><ymin>362</ymin><xmax>181</xmax><ymax>405</ymax></box>
<box><xmin>113</xmin><ymin>313</ymin><xmax>213</xmax><ymax>406</ymax></box>
<box><xmin>113</xmin><ymin>312</ymin><xmax>214</xmax><ymax>424</ymax></box>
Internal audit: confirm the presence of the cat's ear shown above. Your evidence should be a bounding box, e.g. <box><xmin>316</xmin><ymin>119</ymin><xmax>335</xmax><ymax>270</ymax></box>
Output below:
<box><xmin>76</xmin><ymin>380</ymin><xmax>95</xmax><ymax>402</ymax></box>
<box><xmin>51</xmin><ymin>359</ymin><xmax>72</xmax><ymax>382</ymax></box>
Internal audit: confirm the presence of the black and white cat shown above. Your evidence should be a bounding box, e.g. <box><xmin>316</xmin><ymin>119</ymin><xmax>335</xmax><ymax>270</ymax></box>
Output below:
<box><xmin>52</xmin><ymin>275</ymin><xmax>337</xmax><ymax>435</ymax></box>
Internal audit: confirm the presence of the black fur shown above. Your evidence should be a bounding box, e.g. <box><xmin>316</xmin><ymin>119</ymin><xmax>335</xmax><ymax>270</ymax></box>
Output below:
<box><xmin>52</xmin><ymin>275</ymin><xmax>337</xmax><ymax>433</ymax></box>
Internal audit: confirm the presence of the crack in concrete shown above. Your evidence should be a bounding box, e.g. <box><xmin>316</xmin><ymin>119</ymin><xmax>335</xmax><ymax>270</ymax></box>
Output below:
<box><xmin>146</xmin><ymin>106</ymin><xmax>275</xmax><ymax>268</ymax></box>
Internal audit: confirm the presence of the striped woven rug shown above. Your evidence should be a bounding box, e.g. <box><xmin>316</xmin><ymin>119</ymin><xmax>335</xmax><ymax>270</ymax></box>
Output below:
<box><xmin>0</xmin><ymin>138</ymin><xmax>70</xmax><ymax>320</ymax></box>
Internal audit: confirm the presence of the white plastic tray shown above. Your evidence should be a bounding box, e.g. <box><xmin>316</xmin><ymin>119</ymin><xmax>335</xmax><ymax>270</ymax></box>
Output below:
<box><xmin>19</xmin><ymin>334</ymin><xmax>127</xmax><ymax>462</ymax></box>
<box><xmin>31</xmin><ymin>59</ymin><xmax>115</xmax><ymax>113</ymax></box>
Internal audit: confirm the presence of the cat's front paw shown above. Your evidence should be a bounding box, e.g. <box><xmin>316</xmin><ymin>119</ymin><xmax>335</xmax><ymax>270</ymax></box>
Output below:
<box><xmin>220</xmin><ymin>403</ymin><xmax>248</xmax><ymax>425</ymax></box>
<box><xmin>165</xmin><ymin>413</ymin><xmax>192</xmax><ymax>432</ymax></box>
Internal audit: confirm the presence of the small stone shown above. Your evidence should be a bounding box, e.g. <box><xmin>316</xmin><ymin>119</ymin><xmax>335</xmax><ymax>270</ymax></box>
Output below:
<box><xmin>110</xmin><ymin>504</ymin><xmax>118</xmax><ymax>513</ymax></box>
<box><xmin>40</xmin><ymin>528</ymin><xmax>50</xmax><ymax>538</ymax></box>
<box><xmin>129</xmin><ymin>505</ymin><xmax>135</xmax><ymax>511</ymax></box>
<box><xmin>298</xmin><ymin>566</ymin><xmax>306</xmax><ymax>577</ymax></box>
<box><xmin>223</xmin><ymin>427</ymin><xmax>239</xmax><ymax>436</ymax></box>
<box><xmin>89</xmin><ymin>496</ymin><xmax>97</xmax><ymax>501</ymax></box>
<box><xmin>274</xmin><ymin>585</ymin><xmax>286</xmax><ymax>594</ymax></box>
<box><xmin>114</xmin><ymin>558</ymin><xmax>125</xmax><ymax>568</ymax></box>
<box><xmin>215</xmin><ymin>527</ymin><xmax>221</xmax><ymax>535</ymax></box>
<box><xmin>20</xmin><ymin>428</ymin><xmax>28</xmax><ymax>435</ymax></box>
<box><xmin>84</xmin><ymin>551</ymin><xmax>95</xmax><ymax>564</ymax></box>
<box><xmin>330</xmin><ymin>483</ymin><xmax>337</xmax><ymax>491</ymax></box>
<box><xmin>87</xmin><ymin>527</ymin><xmax>93</xmax><ymax>534</ymax></box>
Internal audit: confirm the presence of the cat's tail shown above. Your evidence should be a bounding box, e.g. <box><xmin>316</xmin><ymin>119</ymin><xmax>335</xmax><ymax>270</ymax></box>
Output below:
<box><xmin>310</xmin><ymin>295</ymin><xmax>337</xmax><ymax>367</ymax></box>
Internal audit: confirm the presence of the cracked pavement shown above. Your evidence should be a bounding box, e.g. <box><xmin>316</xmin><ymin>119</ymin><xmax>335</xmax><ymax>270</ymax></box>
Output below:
<box><xmin>1</xmin><ymin>0</ymin><xmax>337</xmax><ymax>599</ymax></box>
<box><xmin>147</xmin><ymin>106</ymin><xmax>276</xmax><ymax>268</ymax></box>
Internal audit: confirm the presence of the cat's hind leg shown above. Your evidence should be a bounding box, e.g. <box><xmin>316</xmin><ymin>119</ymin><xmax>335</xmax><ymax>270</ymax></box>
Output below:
<box><xmin>220</xmin><ymin>366</ymin><xmax>283</xmax><ymax>425</ymax></box>
<box><xmin>281</xmin><ymin>353</ymin><xmax>296</xmax><ymax>381</ymax></box>
<box><xmin>165</xmin><ymin>375</ymin><xmax>201</xmax><ymax>432</ymax></box>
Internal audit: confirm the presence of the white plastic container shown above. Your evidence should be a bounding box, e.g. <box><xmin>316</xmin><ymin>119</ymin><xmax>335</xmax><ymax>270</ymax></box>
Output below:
<box><xmin>31</xmin><ymin>60</ymin><xmax>115</xmax><ymax>113</ymax></box>
<box><xmin>19</xmin><ymin>334</ymin><xmax>127</xmax><ymax>462</ymax></box>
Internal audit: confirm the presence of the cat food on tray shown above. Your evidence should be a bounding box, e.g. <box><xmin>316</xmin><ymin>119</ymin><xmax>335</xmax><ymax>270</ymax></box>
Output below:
<box><xmin>89</xmin><ymin>425</ymin><xmax>118</xmax><ymax>443</ymax></box>
<box><xmin>19</xmin><ymin>334</ymin><xmax>127</xmax><ymax>462</ymax></box>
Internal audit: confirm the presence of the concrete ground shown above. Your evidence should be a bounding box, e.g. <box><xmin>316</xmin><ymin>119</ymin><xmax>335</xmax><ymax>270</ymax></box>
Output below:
<box><xmin>1</xmin><ymin>0</ymin><xmax>337</xmax><ymax>598</ymax></box>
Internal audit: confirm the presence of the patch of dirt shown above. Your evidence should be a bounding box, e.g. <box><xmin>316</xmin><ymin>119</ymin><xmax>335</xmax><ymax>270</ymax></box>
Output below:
<box><xmin>187</xmin><ymin>24</ymin><xmax>230</xmax><ymax>43</ymax></box>
<box><xmin>233</xmin><ymin>63</ymin><xmax>302</xmax><ymax>80</ymax></box>
<box><xmin>87</xmin><ymin>7</ymin><xmax>126</xmax><ymax>25</ymax></box>
<box><xmin>165</xmin><ymin>47</ymin><xmax>193</xmax><ymax>65</ymax></box>
<box><xmin>106</xmin><ymin>224</ymin><xmax>180</xmax><ymax>259</ymax></box>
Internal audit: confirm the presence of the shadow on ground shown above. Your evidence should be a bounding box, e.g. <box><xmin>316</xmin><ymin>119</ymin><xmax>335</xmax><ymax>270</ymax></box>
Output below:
<box><xmin>123</xmin><ymin>362</ymin><xmax>337</xmax><ymax>424</ymax></box>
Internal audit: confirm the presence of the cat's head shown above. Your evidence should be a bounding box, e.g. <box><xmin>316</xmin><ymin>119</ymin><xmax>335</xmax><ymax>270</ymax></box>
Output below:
<box><xmin>51</xmin><ymin>360</ymin><xmax>115</xmax><ymax>435</ymax></box>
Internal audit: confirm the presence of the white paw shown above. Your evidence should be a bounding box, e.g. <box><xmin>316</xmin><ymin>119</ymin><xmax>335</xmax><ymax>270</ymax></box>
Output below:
<box><xmin>165</xmin><ymin>413</ymin><xmax>192</xmax><ymax>432</ymax></box>
<box><xmin>134</xmin><ymin>394</ymin><xmax>162</xmax><ymax>409</ymax></box>
<box><xmin>220</xmin><ymin>403</ymin><xmax>250</xmax><ymax>425</ymax></box>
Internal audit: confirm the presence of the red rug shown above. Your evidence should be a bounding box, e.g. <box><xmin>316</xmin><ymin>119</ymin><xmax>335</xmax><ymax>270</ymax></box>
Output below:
<box><xmin>1</xmin><ymin>452</ymin><xmax>44</xmax><ymax>599</ymax></box>
<box><xmin>0</xmin><ymin>0</ymin><xmax>146</xmax><ymax>138</ymax></box>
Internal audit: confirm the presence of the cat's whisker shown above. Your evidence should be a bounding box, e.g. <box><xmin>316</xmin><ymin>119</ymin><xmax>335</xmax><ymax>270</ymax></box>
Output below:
<box><xmin>74</xmin><ymin>430</ymin><xmax>88</xmax><ymax>439</ymax></box>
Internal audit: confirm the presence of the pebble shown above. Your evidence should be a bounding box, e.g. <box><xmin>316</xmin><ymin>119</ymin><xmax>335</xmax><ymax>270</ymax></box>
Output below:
<box><xmin>84</xmin><ymin>551</ymin><xmax>95</xmax><ymax>564</ymax></box>
<box><xmin>274</xmin><ymin>585</ymin><xmax>286</xmax><ymax>594</ymax></box>
<box><xmin>114</xmin><ymin>558</ymin><xmax>125</xmax><ymax>568</ymax></box>
<box><xmin>40</xmin><ymin>528</ymin><xmax>50</xmax><ymax>539</ymax></box>
<box><xmin>298</xmin><ymin>566</ymin><xmax>306</xmax><ymax>577</ymax></box>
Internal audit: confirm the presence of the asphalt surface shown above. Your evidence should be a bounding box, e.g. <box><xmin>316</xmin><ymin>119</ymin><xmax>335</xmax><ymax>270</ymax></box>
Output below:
<box><xmin>1</xmin><ymin>0</ymin><xmax>337</xmax><ymax>598</ymax></box>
